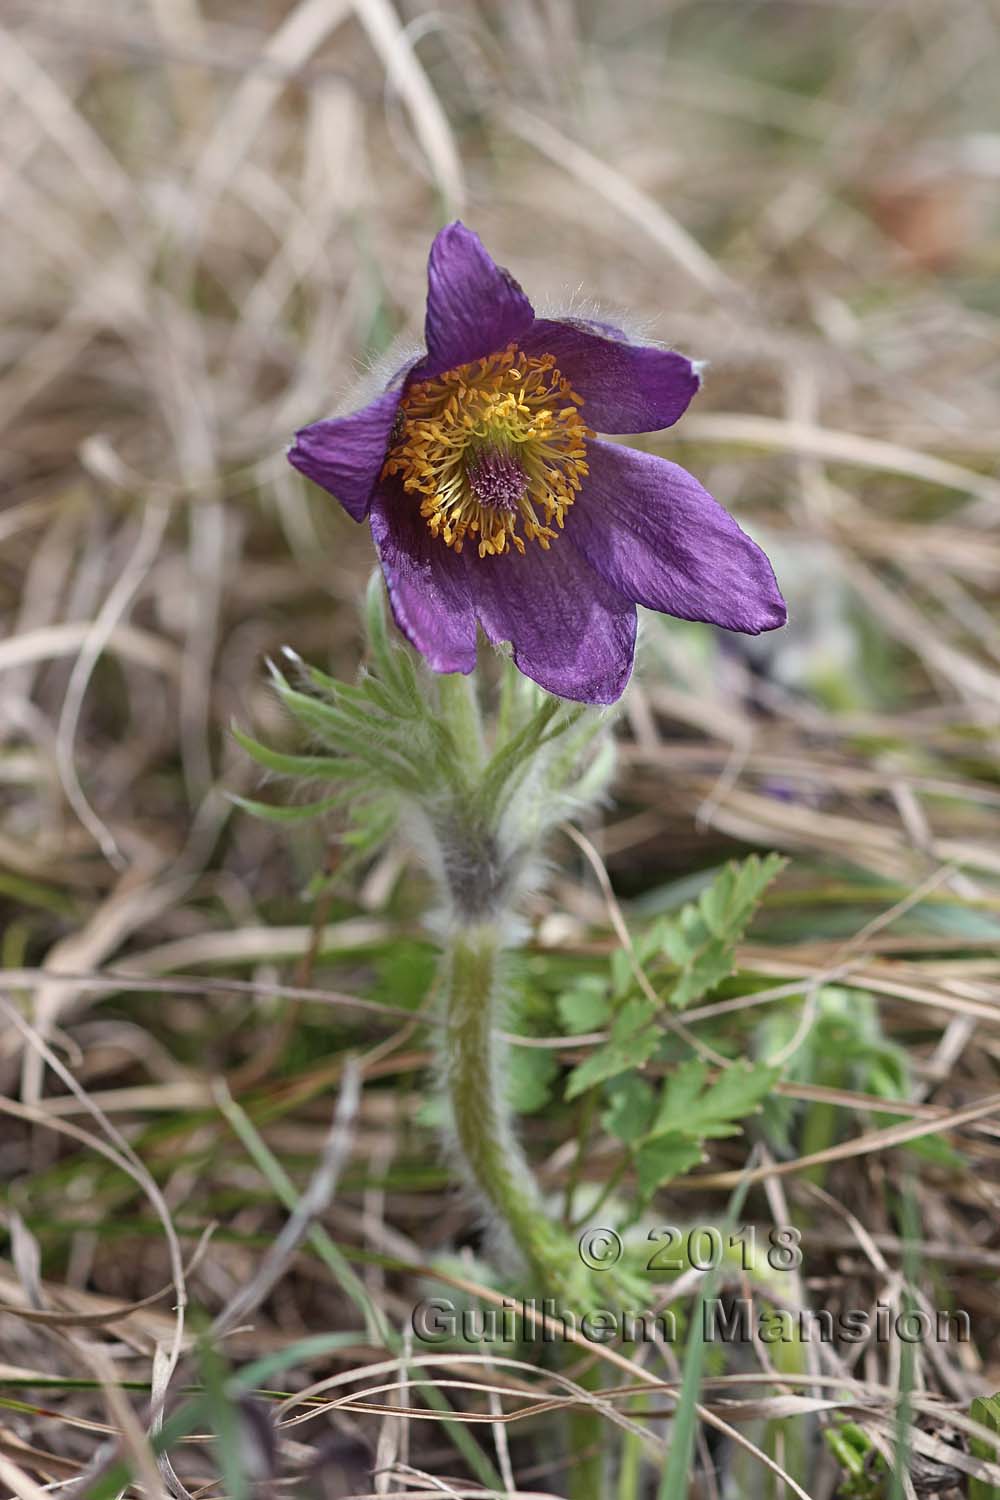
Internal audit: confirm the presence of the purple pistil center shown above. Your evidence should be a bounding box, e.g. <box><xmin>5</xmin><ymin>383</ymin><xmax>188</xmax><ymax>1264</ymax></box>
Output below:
<box><xmin>467</xmin><ymin>450</ymin><xmax>527</xmax><ymax>512</ymax></box>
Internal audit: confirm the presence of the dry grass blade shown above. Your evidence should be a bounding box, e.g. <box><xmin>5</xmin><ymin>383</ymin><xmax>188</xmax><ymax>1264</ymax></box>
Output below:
<box><xmin>0</xmin><ymin>1453</ymin><xmax>53</xmax><ymax>1500</ymax></box>
<box><xmin>0</xmin><ymin>1002</ymin><xmax>188</xmax><ymax>1379</ymax></box>
<box><xmin>502</xmin><ymin>108</ymin><xmax>733</xmax><ymax>296</ymax></box>
<box><xmin>352</xmin><ymin>0</ymin><xmax>465</xmax><ymax>212</ymax></box>
<box><xmin>55</xmin><ymin>498</ymin><xmax>173</xmax><ymax>868</ymax></box>
<box><xmin>671</xmin><ymin>412</ymin><xmax>1000</xmax><ymax>516</ymax></box>
<box><xmin>210</xmin><ymin>1057</ymin><xmax>362</xmax><ymax>1339</ymax></box>
<box><xmin>0</xmin><ymin>621</ymin><xmax>183</xmax><ymax>678</ymax></box>
<box><xmin>0</xmin><ymin>1284</ymin><xmax>174</xmax><ymax>1329</ymax></box>
<box><xmin>0</xmin><ymin>1436</ymin><xmax>80</xmax><ymax>1482</ymax></box>
<box><xmin>694</xmin><ymin>1090</ymin><xmax>1000</xmax><ymax>1188</ymax></box>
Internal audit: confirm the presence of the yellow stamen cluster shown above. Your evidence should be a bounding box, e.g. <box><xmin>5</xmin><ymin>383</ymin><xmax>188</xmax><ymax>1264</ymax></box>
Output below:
<box><xmin>381</xmin><ymin>344</ymin><xmax>592</xmax><ymax>558</ymax></box>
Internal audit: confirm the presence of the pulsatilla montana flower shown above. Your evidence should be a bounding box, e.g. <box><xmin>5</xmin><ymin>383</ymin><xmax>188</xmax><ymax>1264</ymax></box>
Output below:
<box><xmin>289</xmin><ymin>223</ymin><xmax>786</xmax><ymax>704</ymax></box>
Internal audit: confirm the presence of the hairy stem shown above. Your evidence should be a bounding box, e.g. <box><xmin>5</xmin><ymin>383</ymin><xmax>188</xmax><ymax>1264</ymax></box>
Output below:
<box><xmin>441</xmin><ymin>922</ymin><xmax>543</xmax><ymax>1265</ymax></box>
<box><xmin>440</xmin><ymin>922</ymin><xmax>606</xmax><ymax>1500</ymax></box>
<box><xmin>434</xmin><ymin>676</ymin><xmax>607</xmax><ymax>1498</ymax></box>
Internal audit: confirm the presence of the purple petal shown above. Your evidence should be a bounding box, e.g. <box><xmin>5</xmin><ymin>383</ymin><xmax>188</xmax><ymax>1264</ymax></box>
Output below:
<box><xmin>369</xmin><ymin>485</ymin><xmax>478</xmax><ymax>675</ymax></box>
<box><xmin>568</xmin><ymin>440</ymin><xmax>786</xmax><ymax>634</ymax></box>
<box><xmin>289</xmin><ymin>390</ymin><xmax>401</xmax><ymax>522</ymax></box>
<box><xmin>468</xmin><ymin>538</ymin><xmax>637</xmax><ymax>705</ymax></box>
<box><xmin>517</xmin><ymin>318</ymin><xmax>700</xmax><ymax>434</ymax></box>
<box><xmin>421</xmin><ymin>222</ymin><xmax>535</xmax><ymax>378</ymax></box>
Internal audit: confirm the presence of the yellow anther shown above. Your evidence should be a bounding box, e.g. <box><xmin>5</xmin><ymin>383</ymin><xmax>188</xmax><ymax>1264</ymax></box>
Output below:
<box><xmin>381</xmin><ymin>343</ymin><xmax>592</xmax><ymax>558</ymax></box>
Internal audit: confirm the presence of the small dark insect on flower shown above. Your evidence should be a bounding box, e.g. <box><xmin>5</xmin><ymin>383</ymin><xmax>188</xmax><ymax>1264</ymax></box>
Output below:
<box><xmin>289</xmin><ymin>223</ymin><xmax>786</xmax><ymax>704</ymax></box>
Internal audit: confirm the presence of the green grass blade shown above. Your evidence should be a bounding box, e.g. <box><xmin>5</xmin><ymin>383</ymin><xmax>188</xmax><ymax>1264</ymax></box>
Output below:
<box><xmin>970</xmin><ymin>1394</ymin><xmax>1000</xmax><ymax>1500</ymax></box>
<box><xmin>215</xmin><ymin>1087</ymin><xmax>504</xmax><ymax>1493</ymax></box>
<box><xmin>889</xmin><ymin>1177</ymin><xmax>920</xmax><ymax>1500</ymax></box>
<box><xmin>657</xmin><ymin>1160</ymin><xmax>758</xmax><ymax>1500</ymax></box>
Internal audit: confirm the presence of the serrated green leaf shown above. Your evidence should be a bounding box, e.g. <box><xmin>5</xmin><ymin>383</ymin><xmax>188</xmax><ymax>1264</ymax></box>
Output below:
<box><xmin>652</xmin><ymin>1059</ymin><xmax>779</xmax><ymax>1142</ymax></box>
<box><xmin>564</xmin><ymin>998</ymin><xmax>659</xmax><ymax>1100</ymax></box>
<box><xmin>506</xmin><ymin>1045</ymin><xmax>558</xmax><ymax>1115</ymax></box>
<box><xmin>652</xmin><ymin>1058</ymin><xmax>710</xmax><ymax>1133</ymax></box>
<box><xmin>659</xmin><ymin>921</ymin><xmax>693</xmax><ymax>968</ymax></box>
<box><xmin>634</xmin><ymin>919</ymin><xmax>665</xmax><ymax>967</ymax></box>
<box><xmin>659</xmin><ymin>853</ymin><xmax>786</xmax><ymax>1010</ymax></box>
<box><xmin>634</xmin><ymin>1132</ymin><xmax>703</xmax><ymax>1203</ymax></box>
<box><xmin>611</xmin><ymin>997</ymin><xmax>657</xmax><ymax>1041</ymax></box>
<box><xmin>602</xmin><ymin>1075</ymin><xmax>656</xmax><ymax>1143</ymax></box>
<box><xmin>700</xmin><ymin>852</ymin><xmax>786</xmax><ymax>939</ymax></box>
<box><xmin>557</xmin><ymin>977</ymin><xmax>611</xmax><ymax>1034</ymax></box>
<box><xmin>610</xmin><ymin>946</ymin><xmax>634</xmax><ymax>999</ymax></box>
<box><xmin>670</xmin><ymin>936</ymin><xmax>733</xmax><ymax>1009</ymax></box>
<box><xmin>692</xmin><ymin>1060</ymin><xmax>779</xmax><ymax>1135</ymax></box>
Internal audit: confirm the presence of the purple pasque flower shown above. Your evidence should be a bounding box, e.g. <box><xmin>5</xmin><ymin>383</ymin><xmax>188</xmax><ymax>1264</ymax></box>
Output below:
<box><xmin>289</xmin><ymin>222</ymin><xmax>786</xmax><ymax>705</ymax></box>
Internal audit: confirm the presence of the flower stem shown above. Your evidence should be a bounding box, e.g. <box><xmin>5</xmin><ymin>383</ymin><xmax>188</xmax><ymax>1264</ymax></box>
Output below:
<box><xmin>440</xmin><ymin>922</ymin><xmax>607</xmax><ymax>1500</ymax></box>
<box><xmin>434</xmin><ymin>671</ymin><xmax>608</xmax><ymax>1498</ymax></box>
<box><xmin>441</xmin><ymin>922</ymin><xmax>543</xmax><ymax>1263</ymax></box>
